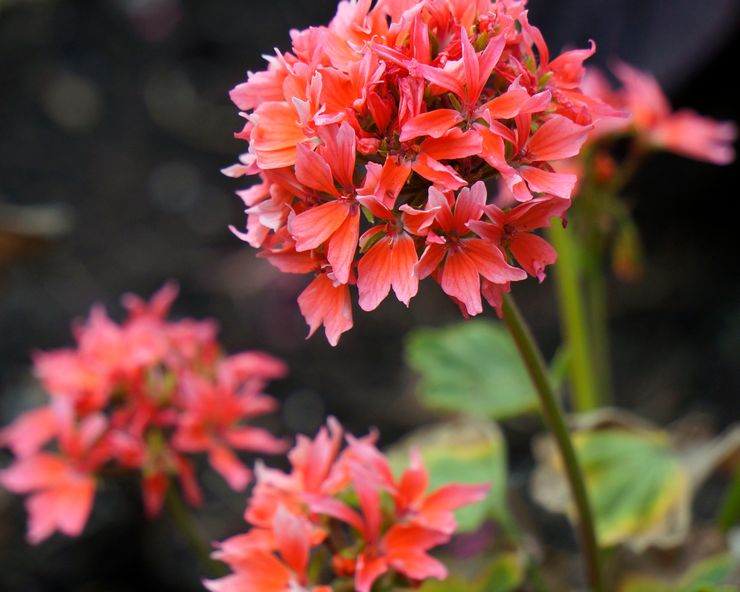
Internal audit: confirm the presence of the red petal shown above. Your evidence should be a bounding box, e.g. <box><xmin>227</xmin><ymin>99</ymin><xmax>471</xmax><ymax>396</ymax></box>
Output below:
<box><xmin>519</xmin><ymin>166</ymin><xmax>577</xmax><ymax>199</ymax></box>
<box><xmin>327</xmin><ymin>206</ymin><xmax>360</xmax><ymax>284</ymax></box>
<box><xmin>295</xmin><ymin>143</ymin><xmax>338</xmax><ymax>195</ymax></box>
<box><xmin>526</xmin><ymin>115</ymin><xmax>591</xmax><ymax>161</ymax></box>
<box><xmin>511</xmin><ymin>233</ymin><xmax>558</xmax><ymax>281</ymax></box>
<box><xmin>440</xmin><ymin>250</ymin><xmax>483</xmax><ymax>316</ymax></box>
<box><xmin>357</xmin><ymin>237</ymin><xmax>393</xmax><ymax>312</ymax></box>
<box><xmin>411</xmin><ymin>154</ymin><xmax>466</xmax><ymax>191</ymax></box>
<box><xmin>400</xmin><ymin>109</ymin><xmax>463</xmax><ymax>142</ymax></box>
<box><xmin>420</xmin><ymin>127</ymin><xmax>482</xmax><ymax>161</ymax></box>
<box><xmin>289</xmin><ymin>201</ymin><xmax>349</xmax><ymax>252</ymax></box>
<box><xmin>390</xmin><ymin>233</ymin><xmax>419</xmax><ymax>306</ymax></box>
<box><xmin>464</xmin><ymin>239</ymin><xmax>527</xmax><ymax>284</ymax></box>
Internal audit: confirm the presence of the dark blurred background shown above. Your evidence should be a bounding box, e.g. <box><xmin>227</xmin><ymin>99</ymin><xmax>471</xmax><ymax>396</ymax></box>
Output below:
<box><xmin>0</xmin><ymin>0</ymin><xmax>738</xmax><ymax>590</ymax></box>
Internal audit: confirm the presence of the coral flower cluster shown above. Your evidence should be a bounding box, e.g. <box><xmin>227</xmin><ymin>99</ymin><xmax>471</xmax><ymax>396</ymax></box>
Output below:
<box><xmin>0</xmin><ymin>284</ymin><xmax>286</xmax><ymax>543</ymax></box>
<box><xmin>206</xmin><ymin>418</ymin><xmax>489</xmax><ymax>592</ymax></box>
<box><xmin>226</xmin><ymin>0</ymin><xmax>614</xmax><ymax>345</ymax></box>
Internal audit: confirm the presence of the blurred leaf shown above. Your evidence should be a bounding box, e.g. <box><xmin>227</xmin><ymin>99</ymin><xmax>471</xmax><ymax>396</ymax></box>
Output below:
<box><xmin>532</xmin><ymin>409</ymin><xmax>740</xmax><ymax>551</ymax></box>
<box><xmin>405</xmin><ymin>320</ymin><xmax>538</xmax><ymax>419</ymax></box>
<box><xmin>420</xmin><ymin>551</ymin><xmax>525</xmax><ymax>592</ymax></box>
<box><xmin>619</xmin><ymin>553</ymin><xmax>738</xmax><ymax>592</ymax></box>
<box><xmin>387</xmin><ymin>418</ymin><xmax>507</xmax><ymax>532</ymax></box>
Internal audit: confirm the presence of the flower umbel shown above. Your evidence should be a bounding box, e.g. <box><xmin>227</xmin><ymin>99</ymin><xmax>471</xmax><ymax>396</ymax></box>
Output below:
<box><xmin>226</xmin><ymin>0</ymin><xmax>608</xmax><ymax>344</ymax></box>
<box><xmin>206</xmin><ymin>419</ymin><xmax>489</xmax><ymax>592</ymax></box>
<box><xmin>0</xmin><ymin>284</ymin><xmax>286</xmax><ymax>543</ymax></box>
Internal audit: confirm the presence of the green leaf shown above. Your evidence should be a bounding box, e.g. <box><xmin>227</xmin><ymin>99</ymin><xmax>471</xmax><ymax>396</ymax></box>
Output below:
<box><xmin>678</xmin><ymin>553</ymin><xmax>737</xmax><ymax>592</ymax></box>
<box><xmin>387</xmin><ymin>418</ymin><xmax>507</xmax><ymax>532</ymax></box>
<box><xmin>405</xmin><ymin>320</ymin><xmax>538</xmax><ymax>419</ymax></box>
<box><xmin>619</xmin><ymin>553</ymin><xmax>738</xmax><ymax>592</ymax></box>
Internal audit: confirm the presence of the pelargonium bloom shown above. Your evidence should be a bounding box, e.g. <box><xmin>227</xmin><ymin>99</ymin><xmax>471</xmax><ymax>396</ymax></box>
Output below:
<box><xmin>226</xmin><ymin>0</ymin><xmax>609</xmax><ymax>344</ymax></box>
<box><xmin>582</xmin><ymin>62</ymin><xmax>737</xmax><ymax>164</ymax></box>
<box><xmin>0</xmin><ymin>284</ymin><xmax>286</xmax><ymax>543</ymax></box>
<box><xmin>207</xmin><ymin>419</ymin><xmax>489</xmax><ymax>592</ymax></box>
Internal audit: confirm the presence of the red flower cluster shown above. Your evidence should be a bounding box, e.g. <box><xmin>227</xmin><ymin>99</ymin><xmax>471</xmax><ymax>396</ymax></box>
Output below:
<box><xmin>206</xmin><ymin>418</ymin><xmax>489</xmax><ymax>592</ymax></box>
<box><xmin>583</xmin><ymin>62</ymin><xmax>737</xmax><ymax>164</ymax></box>
<box><xmin>226</xmin><ymin>0</ymin><xmax>612</xmax><ymax>345</ymax></box>
<box><xmin>0</xmin><ymin>284</ymin><xmax>286</xmax><ymax>543</ymax></box>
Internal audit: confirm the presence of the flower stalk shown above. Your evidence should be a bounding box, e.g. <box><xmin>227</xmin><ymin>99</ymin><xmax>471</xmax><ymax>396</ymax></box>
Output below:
<box><xmin>501</xmin><ymin>293</ymin><xmax>605</xmax><ymax>592</ymax></box>
<box><xmin>548</xmin><ymin>223</ymin><xmax>602</xmax><ymax>411</ymax></box>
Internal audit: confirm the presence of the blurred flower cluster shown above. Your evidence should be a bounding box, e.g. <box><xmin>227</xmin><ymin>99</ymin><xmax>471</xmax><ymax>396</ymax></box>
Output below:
<box><xmin>584</xmin><ymin>62</ymin><xmax>736</xmax><ymax>165</ymax></box>
<box><xmin>225</xmin><ymin>0</ymin><xmax>618</xmax><ymax>345</ymax></box>
<box><xmin>0</xmin><ymin>284</ymin><xmax>287</xmax><ymax>543</ymax></box>
<box><xmin>207</xmin><ymin>418</ymin><xmax>489</xmax><ymax>592</ymax></box>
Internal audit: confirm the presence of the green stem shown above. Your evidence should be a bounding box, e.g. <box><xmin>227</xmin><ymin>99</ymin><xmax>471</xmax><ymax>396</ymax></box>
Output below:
<box><xmin>165</xmin><ymin>486</ymin><xmax>227</xmax><ymax>578</ymax></box>
<box><xmin>502</xmin><ymin>294</ymin><xmax>605</xmax><ymax>592</ymax></box>
<box><xmin>718</xmin><ymin>465</ymin><xmax>740</xmax><ymax>532</ymax></box>
<box><xmin>548</xmin><ymin>223</ymin><xmax>601</xmax><ymax>411</ymax></box>
<box><xmin>584</xmin><ymin>253</ymin><xmax>612</xmax><ymax>405</ymax></box>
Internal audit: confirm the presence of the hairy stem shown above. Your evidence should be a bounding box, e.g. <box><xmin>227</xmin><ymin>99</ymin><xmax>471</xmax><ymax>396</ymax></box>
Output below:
<box><xmin>502</xmin><ymin>294</ymin><xmax>605</xmax><ymax>592</ymax></box>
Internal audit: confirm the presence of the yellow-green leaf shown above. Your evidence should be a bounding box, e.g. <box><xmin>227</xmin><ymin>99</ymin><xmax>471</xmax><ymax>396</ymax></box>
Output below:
<box><xmin>532</xmin><ymin>410</ymin><xmax>689</xmax><ymax>550</ymax></box>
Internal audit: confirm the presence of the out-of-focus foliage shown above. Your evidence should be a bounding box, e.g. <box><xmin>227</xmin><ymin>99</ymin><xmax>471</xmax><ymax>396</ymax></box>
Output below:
<box><xmin>618</xmin><ymin>552</ymin><xmax>738</xmax><ymax>592</ymax></box>
<box><xmin>532</xmin><ymin>409</ymin><xmax>740</xmax><ymax>550</ymax></box>
<box><xmin>419</xmin><ymin>551</ymin><xmax>525</xmax><ymax>592</ymax></box>
<box><xmin>387</xmin><ymin>418</ymin><xmax>507</xmax><ymax>532</ymax></box>
<box><xmin>405</xmin><ymin>321</ymin><xmax>538</xmax><ymax>419</ymax></box>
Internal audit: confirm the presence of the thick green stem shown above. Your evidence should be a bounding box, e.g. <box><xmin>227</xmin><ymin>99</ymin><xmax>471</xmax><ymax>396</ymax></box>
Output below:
<box><xmin>548</xmin><ymin>223</ymin><xmax>601</xmax><ymax>411</ymax></box>
<box><xmin>165</xmin><ymin>486</ymin><xmax>227</xmax><ymax>578</ymax></box>
<box><xmin>718</xmin><ymin>466</ymin><xmax>740</xmax><ymax>532</ymax></box>
<box><xmin>502</xmin><ymin>294</ymin><xmax>605</xmax><ymax>592</ymax></box>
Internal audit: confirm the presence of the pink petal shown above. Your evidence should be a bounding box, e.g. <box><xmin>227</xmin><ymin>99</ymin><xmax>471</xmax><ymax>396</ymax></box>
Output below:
<box><xmin>511</xmin><ymin>233</ymin><xmax>558</xmax><ymax>282</ymax></box>
<box><xmin>295</xmin><ymin>143</ymin><xmax>339</xmax><ymax>195</ymax></box>
<box><xmin>420</xmin><ymin>128</ymin><xmax>483</xmax><ymax>161</ymax></box>
<box><xmin>526</xmin><ymin>115</ymin><xmax>591</xmax><ymax>161</ymax></box>
<box><xmin>326</xmin><ymin>206</ymin><xmax>360</xmax><ymax>284</ymax></box>
<box><xmin>357</xmin><ymin>237</ymin><xmax>393</xmax><ymax>312</ymax></box>
<box><xmin>317</xmin><ymin>121</ymin><xmax>357</xmax><ymax>189</ymax></box>
<box><xmin>355</xmin><ymin>554</ymin><xmax>389</xmax><ymax>592</ymax></box>
<box><xmin>452</xmin><ymin>180</ymin><xmax>486</xmax><ymax>233</ymax></box>
<box><xmin>289</xmin><ymin>200</ymin><xmax>349</xmax><ymax>252</ymax></box>
<box><xmin>464</xmin><ymin>239</ymin><xmax>527</xmax><ymax>284</ymax></box>
<box><xmin>297</xmin><ymin>275</ymin><xmax>353</xmax><ymax>346</ymax></box>
<box><xmin>400</xmin><ymin>109</ymin><xmax>463</xmax><ymax>142</ymax></box>
<box><xmin>519</xmin><ymin>166</ymin><xmax>577</xmax><ymax>199</ymax></box>
<box><xmin>411</xmin><ymin>154</ymin><xmax>466</xmax><ymax>191</ymax></box>
<box><xmin>273</xmin><ymin>505</ymin><xmax>309</xmax><ymax>575</ymax></box>
<box><xmin>390</xmin><ymin>233</ymin><xmax>419</xmax><ymax>306</ymax></box>
<box><xmin>440</xmin><ymin>250</ymin><xmax>483</xmax><ymax>316</ymax></box>
<box><xmin>415</xmin><ymin>242</ymin><xmax>446</xmax><ymax>280</ymax></box>
<box><xmin>209</xmin><ymin>445</ymin><xmax>252</xmax><ymax>491</ymax></box>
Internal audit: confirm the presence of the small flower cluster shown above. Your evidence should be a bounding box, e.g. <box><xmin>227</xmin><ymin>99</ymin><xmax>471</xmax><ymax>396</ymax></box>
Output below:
<box><xmin>226</xmin><ymin>0</ymin><xmax>613</xmax><ymax>345</ymax></box>
<box><xmin>0</xmin><ymin>284</ymin><xmax>286</xmax><ymax>543</ymax></box>
<box><xmin>583</xmin><ymin>62</ymin><xmax>736</xmax><ymax>164</ymax></box>
<box><xmin>207</xmin><ymin>418</ymin><xmax>489</xmax><ymax>592</ymax></box>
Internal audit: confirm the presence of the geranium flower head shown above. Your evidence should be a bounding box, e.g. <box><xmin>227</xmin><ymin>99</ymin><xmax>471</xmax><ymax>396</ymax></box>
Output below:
<box><xmin>0</xmin><ymin>284</ymin><xmax>286</xmax><ymax>543</ymax></box>
<box><xmin>210</xmin><ymin>418</ymin><xmax>489</xmax><ymax>592</ymax></box>
<box><xmin>226</xmin><ymin>0</ymin><xmax>604</xmax><ymax>344</ymax></box>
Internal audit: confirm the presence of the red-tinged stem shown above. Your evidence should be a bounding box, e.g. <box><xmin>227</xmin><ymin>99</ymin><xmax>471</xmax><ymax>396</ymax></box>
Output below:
<box><xmin>502</xmin><ymin>294</ymin><xmax>606</xmax><ymax>592</ymax></box>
